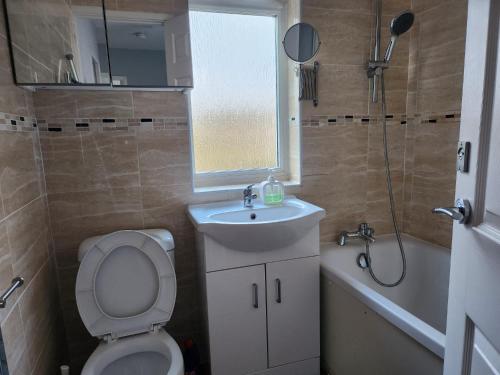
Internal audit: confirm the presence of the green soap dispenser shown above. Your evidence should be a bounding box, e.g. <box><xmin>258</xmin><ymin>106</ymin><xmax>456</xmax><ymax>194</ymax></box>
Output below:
<box><xmin>259</xmin><ymin>170</ymin><xmax>285</xmax><ymax>205</ymax></box>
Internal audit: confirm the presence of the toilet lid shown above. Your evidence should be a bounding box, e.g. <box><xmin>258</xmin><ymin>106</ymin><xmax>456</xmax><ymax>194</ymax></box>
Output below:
<box><xmin>76</xmin><ymin>230</ymin><xmax>176</xmax><ymax>339</ymax></box>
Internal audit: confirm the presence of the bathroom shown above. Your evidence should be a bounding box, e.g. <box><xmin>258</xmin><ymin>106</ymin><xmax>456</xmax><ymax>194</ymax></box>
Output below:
<box><xmin>0</xmin><ymin>0</ymin><xmax>498</xmax><ymax>374</ymax></box>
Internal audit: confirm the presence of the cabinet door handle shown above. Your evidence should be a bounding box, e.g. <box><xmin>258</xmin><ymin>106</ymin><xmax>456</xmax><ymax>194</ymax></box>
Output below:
<box><xmin>252</xmin><ymin>283</ymin><xmax>259</xmax><ymax>308</ymax></box>
<box><xmin>275</xmin><ymin>278</ymin><xmax>282</xmax><ymax>303</ymax></box>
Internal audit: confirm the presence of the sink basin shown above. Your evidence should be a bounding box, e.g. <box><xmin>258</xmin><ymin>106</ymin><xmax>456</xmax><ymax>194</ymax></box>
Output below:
<box><xmin>188</xmin><ymin>197</ymin><xmax>325</xmax><ymax>252</ymax></box>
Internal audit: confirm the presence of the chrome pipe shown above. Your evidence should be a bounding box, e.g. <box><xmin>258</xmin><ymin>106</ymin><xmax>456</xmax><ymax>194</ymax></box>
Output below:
<box><xmin>372</xmin><ymin>0</ymin><xmax>382</xmax><ymax>103</ymax></box>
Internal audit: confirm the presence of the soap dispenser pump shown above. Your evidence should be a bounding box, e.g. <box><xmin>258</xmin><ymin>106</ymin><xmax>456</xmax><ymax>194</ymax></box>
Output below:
<box><xmin>259</xmin><ymin>169</ymin><xmax>284</xmax><ymax>205</ymax></box>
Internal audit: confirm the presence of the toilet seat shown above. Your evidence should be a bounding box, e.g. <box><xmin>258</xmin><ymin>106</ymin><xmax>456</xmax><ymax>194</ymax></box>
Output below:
<box><xmin>76</xmin><ymin>230</ymin><xmax>176</xmax><ymax>339</ymax></box>
<box><xmin>81</xmin><ymin>330</ymin><xmax>184</xmax><ymax>375</ymax></box>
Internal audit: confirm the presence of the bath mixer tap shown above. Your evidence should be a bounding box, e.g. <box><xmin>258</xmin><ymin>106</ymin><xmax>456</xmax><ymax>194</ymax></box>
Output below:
<box><xmin>338</xmin><ymin>223</ymin><xmax>376</xmax><ymax>246</ymax></box>
<box><xmin>243</xmin><ymin>184</ymin><xmax>257</xmax><ymax>208</ymax></box>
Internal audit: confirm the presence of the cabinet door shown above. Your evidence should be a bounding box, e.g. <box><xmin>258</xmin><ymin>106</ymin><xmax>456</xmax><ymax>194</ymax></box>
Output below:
<box><xmin>206</xmin><ymin>265</ymin><xmax>268</xmax><ymax>375</ymax></box>
<box><xmin>165</xmin><ymin>13</ymin><xmax>193</xmax><ymax>86</ymax></box>
<box><xmin>266</xmin><ymin>256</ymin><xmax>320</xmax><ymax>367</ymax></box>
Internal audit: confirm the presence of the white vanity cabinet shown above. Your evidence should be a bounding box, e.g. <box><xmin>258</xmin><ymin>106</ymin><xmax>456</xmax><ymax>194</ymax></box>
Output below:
<box><xmin>266</xmin><ymin>257</ymin><xmax>320</xmax><ymax>367</ymax></box>
<box><xmin>188</xmin><ymin>197</ymin><xmax>325</xmax><ymax>375</ymax></box>
<box><xmin>206</xmin><ymin>265</ymin><xmax>268</xmax><ymax>375</ymax></box>
<box><xmin>203</xmin><ymin>256</ymin><xmax>320</xmax><ymax>375</ymax></box>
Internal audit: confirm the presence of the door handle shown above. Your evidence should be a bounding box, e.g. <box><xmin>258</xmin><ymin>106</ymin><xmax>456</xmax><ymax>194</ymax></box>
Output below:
<box><xmin>275</xmin><ymin>278</ymin><xmax>282</xmax><ymax>303</ymax></box>
<box><xmin>432</xmin><ymin>198</ymin><xmax>471</xmax><ymax>224</ymax></box>
<box><xmin>252</xmin><ymin>283</ymin><xmax>258</xmax><ymax>308</ymax></box>
<box><xmin>0</xmin><ymin>277</ymin><xmax>24</xmax><ymax>308</ymax></box>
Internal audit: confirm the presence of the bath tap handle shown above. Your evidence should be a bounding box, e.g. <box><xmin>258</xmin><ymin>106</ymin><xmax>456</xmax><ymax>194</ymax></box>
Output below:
<box><xmin>432</xmin><ymin>198</ymin><xmax>471</xmax><ymax>224</ymax></box>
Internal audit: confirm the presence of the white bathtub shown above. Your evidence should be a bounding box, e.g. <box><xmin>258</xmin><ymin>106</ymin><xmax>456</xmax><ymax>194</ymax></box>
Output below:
<box><xmin>320</xmin><ymin>234</ymin><xmax>450</xmax><ymax>375</ymax></box>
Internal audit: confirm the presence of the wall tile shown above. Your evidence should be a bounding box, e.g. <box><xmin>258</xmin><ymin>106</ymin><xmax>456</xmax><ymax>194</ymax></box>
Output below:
<box><xmin>76</xmin><ymin>91</ymin><xmax>134</xmax><ymax>118</ymax></box>
<box><xmin>302</xmin><ymin>124</ymin><xmax>368</xmax><ymax>177</ymax></box>
<box><xmin>0</xmin><ymin>132</ymin><xmax>40</xmax><ymax>216</ymax></box>
<box><xmin>303</xmin><ymin>7</ymin><xmax>372</xmax><ymax>66</ymax></box>
<box><xmin>0</xmin><ymin>67</ymin><xmax>31</xmax><ymax>116</ymax></box>
<box><xmin>52</xmin><ymin>210</ymin><xmax>144</xmax><ymax>254</ymax></box>
<box><xmin>400</xmin><ymin>0</ymin><xmax>467</xmax><ymax>247</ymax></box>
<box><xmin>369</xmin><ymin>66</ymin><xmax>409</xmax><ymax>115</ymax></box>
<box><xmin>111</xmin><ymin>0</ymin><xmax>184</xmax><ymax>14</ymax></box>
<box><xmin>12</xmin><ymin>228</ymin><xmax>48</xmax><ymax>289</ymax></box>
<box><xmin>138</xmin><ymin>129</ymin><xmax>192</xmax><ymax>187</ymax></box>
<box><xmin>33</xmin><ymin>91</ymin><xmax>78</xmax><ymax>119</ymax></box>
<box><xmin>414</xmin><ymin>1</ymin><xmax>467</xmax><ymax>114</ymax></box>
<box><xmin>0</xmin><ymin>4</ymin><xmax>64</xmax><ymax>374</ymax></box>
<box><xmin>366</xmin><ymin>121</ymin><xmax>406</xmax><ymax>233</ymax></box>
<box><xmin>0</xmin><ymin>223</ymin><xmax>14</xmax><ymax>312</ymax></box>
<box><xmin>403</xmin><ymin>120</ymin><xmax>460</xmax><ymax>247</ymax></box>
<box><xmin>1</xmin><ymin>306</ymin><xmax>31</xmax><ymax>375</ymax></box>
<box><xmin>132</xmin><ymin>92</ymin><xmax>187</xmax><ymax>118</ymax></box>
<box><xmin>302</xmin><ymin>0</ymin><xmax>372</xmax><ymax>13</ymax></box>
<box><xmin>19</xmin><ymin>262</ymin><xmax>61</xmax><ymax>370</ymax></box>
<box><xmin>41</xmin><ymin>131</ymin><xmax>140</xmax><ymax>193</ymax></box>
<box><xmin>382</xmin><ymin>0</ymin><xmax>412</xmax><ymax>15</ymax></box>
<box><xmin>6</xmin><ymin>199</ymin><xmax>47</xmax><ymax>280</ymax></box>
<box><xmin>302</xmin><ymin>64</ymin><xmax>370</xmax><ymax>117</ymax></box>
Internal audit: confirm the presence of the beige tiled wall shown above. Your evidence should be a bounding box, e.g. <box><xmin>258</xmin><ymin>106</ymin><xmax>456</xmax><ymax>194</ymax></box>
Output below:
<box><xmin>298</xmin><ymin>0</ymin><xmax>411</xmax><ymax>241</ymax></box>
<box><xmin>402</xmin><ymin>0</ymin><xmax>467</xmax><ymax>247</ymax></box>
<box><xmin>0</xmin><ymin>2</ymin><xmax>66</xmax><ymax>374</ymax></box>
<box><xmin>33</xmin><ymin>89</ymin><xmax>233</xmax><ymax>371</ymax></box>
<box><xmin>103</xmin><ymin>0</ymin><xmax>187</xmax><ymax>14</ymax></box>
<box><xmin>299</xmin><ymin>0</ymin><xmax>467</xmax><ymax>248</ymax></box>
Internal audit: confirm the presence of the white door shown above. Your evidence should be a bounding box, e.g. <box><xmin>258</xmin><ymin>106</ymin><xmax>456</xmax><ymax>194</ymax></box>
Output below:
<box><xmin>444</xmin><ymin>1</ymin><xmax>500</xmax><ymax>374</ymax></box>
<box><xmin>266</xmin><ymin>257</ymin><xmax>320</xmax><ymax>367</ymax></box>
<box><xmin>164</xmin><ymin>13</ymin><xmax>193</xmax><ymax>86</ymax></box>
<box><xmin>206</xmin><ymin>265</ymin><xmax>268</xmax><ymax>375</ymax></box>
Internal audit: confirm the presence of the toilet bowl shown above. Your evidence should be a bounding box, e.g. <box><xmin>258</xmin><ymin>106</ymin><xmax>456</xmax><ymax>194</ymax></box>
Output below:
<box><xmin>81</xmin><ymin>330</ymin><xmax>183</xmax><ymax>375</ymax></box>
<box><xmin>75</xmin><ymin>229</ymin><xmax>184</xmax><ymax>375</ymax></box>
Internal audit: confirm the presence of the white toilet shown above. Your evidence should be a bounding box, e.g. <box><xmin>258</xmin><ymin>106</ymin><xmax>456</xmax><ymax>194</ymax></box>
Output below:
<box><xmin>75</xmin><ymin>229</ymin><xmax>184</xmax><ymax>375</ymax></box>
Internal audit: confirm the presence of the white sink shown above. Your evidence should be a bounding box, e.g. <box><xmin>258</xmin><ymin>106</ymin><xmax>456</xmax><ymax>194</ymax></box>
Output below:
<box><xmin>188</xmin><ymin>196</ymin><xmax>325</xmax><ymax>252</ymax></box>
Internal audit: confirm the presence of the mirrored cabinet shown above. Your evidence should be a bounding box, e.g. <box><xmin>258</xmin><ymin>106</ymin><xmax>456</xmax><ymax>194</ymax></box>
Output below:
<box><xmin>3</xmin><ymin>0</ymin><xmax>193</xmax><ymax>89</ymax></box>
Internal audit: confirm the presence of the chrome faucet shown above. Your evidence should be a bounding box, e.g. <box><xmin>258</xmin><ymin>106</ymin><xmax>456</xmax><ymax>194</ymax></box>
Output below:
<box><xmin>243</xmin><ymin>184</ymin><xmax>257</xmax><ymax>208</ymax></box>
<box><xmin>338</xmin><ymin>223</ymin><xmax>376</xmax><ymax>246</ymax></box>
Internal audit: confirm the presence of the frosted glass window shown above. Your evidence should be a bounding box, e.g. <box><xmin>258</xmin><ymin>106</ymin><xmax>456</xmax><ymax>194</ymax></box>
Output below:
<box><xmin>190</xmin><ymin>11</ymin><xmax>279</xmax><ymax>173</ymax></box>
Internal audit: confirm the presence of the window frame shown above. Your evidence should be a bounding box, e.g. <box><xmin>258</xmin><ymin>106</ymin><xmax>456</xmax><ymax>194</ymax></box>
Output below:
<box><xmin>188</xmin><ymin>4</ymin><xmax>292</xmax><ymax>192</ymax></box>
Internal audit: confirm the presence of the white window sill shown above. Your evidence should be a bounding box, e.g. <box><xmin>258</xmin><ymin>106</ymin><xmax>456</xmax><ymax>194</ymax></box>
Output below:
<box><xmin>193</xmin><ymin>179</ymin><xmax>301</xmax><ymax>194</ymax></box>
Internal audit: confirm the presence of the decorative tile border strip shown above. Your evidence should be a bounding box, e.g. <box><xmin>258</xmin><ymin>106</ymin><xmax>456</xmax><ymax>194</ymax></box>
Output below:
<box><xmin>1</xmin><ymin>110</ymin><xmax>460</xmax><ymax>132</ymax></box>
<box><xmin>36</xmin><ymin>117</ymin><xmax>189</xmax><ymax>133</ymax></box>
<box><xmin>301</xmin><ymin>112</ymin><xmax>461</xmax><ymax>127</ymax></box>
<box><xmin>0</xmin><ymin>112</ymin><xmax>37</xmax><ymax>132</ymax></box>
<box><xmin>302</xmin><ymin>114</ymin><xmax>408</xmax><ymax>127</ymax></box>
<box><xmin>416</xmin><ymin>111</ymin><xmax>462</xmax><ymax>123</ymax></box>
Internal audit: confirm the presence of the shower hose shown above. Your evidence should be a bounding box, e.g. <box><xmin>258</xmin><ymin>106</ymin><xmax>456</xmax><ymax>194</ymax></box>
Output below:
<box><xmin>365</xmin><ymin>72</ymin><xmax>407</xmax><ymax>287</ymax></box>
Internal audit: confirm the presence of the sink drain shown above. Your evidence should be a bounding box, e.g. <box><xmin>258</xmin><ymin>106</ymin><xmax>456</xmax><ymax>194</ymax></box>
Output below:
<box><xmin>250</xmin><ymin>213</ymin><xmax>257</xmax><ymax>220</ymax></box>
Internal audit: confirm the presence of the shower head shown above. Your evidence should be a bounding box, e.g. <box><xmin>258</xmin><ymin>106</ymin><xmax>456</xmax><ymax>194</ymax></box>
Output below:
<box><xmin>384</xmin><ymin>10</ymin><xmax>415</xmax><ymax>63</ymax></box>
<box><xmin>390</xmin><ymin>11</ymin><xmax>415</xmax><ymax>36</ymax></box>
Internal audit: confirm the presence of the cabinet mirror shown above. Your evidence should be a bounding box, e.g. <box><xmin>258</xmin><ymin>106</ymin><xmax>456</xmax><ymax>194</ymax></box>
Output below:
<box><xmin>4</xmin><ymin>0</ymin><xmax>111</xmax><ymax>86</ymax></box>
<box><xmin>3</xmin><ymin>0</ymin><xmax>193</xmax><ymax>89</ymax></box>
<box><xmin>103</xmin><ymin>0</ymin><xmax>192</xmax><ymax>88</ymax></box>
